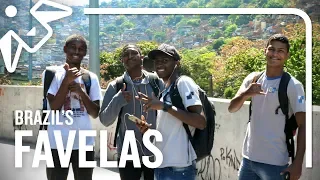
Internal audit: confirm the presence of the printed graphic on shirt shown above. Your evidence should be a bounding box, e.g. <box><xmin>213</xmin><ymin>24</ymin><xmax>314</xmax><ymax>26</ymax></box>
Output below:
<box><xmin>185</xmin><ymin>91</ymin><xmax>195</xmax><ymax>100</ymax></box>
<box><xmin>268</xmin><ymin>87</ymin><xmax>277</xmax><ymax>93</ymax></box>
<box><xmin>63</xmin><ymin>84</ymin><xmax>86</xmax><ymax>117</ymax></box>
<box><xmin>298</xmin><ymin>96</ymin><xmax>305</xmax><ymax>104</ymax></box>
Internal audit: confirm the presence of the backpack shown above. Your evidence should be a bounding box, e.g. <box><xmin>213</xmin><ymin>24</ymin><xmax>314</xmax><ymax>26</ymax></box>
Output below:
<box><xmin>40</xmin><ymin>68</ymin><xmax>91</xmax><ymax>130</ymax></box>
<box><xmin>168</xmin><ymin>76</ymin><xmax>216</xmax><ymax>162</ymax></box>
<box><xmin>249</xmin><ymin>71</ymin><xmax>298</xmax><ymax>162</ymax></box>
<box><xmin>113</xmin><ymin>72</ymin><xmax>161</xmax><ymax>147</ymax></box>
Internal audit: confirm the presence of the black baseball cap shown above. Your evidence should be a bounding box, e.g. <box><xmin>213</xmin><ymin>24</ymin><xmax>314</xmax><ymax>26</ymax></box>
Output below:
<box><xmin>148</xmin><ymin>44</ymin><xmax>181</xmax><ymax>61</ymax></box>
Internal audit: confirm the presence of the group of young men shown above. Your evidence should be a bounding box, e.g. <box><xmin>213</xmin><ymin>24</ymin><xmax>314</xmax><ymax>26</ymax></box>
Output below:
<box><xmin>42</xmin><ymin>33</ymin><xmax>306</xmax><ymax>180</ymax></box>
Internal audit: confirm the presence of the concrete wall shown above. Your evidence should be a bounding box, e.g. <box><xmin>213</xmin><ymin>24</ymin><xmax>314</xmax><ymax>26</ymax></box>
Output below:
<box><xmin>0</xmin><ymin>85</ymin><xmax>319</xmax><ymax>180</ymax></box>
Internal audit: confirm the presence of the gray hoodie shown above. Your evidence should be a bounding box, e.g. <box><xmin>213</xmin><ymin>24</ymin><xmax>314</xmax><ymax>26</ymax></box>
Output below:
<box><xmin>99</xmin><ymin>70</ymin><xmax>164</xmax><ymax>159</ymax></box>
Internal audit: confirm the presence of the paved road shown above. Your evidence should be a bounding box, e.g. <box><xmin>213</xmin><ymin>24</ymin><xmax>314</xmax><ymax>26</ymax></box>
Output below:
<box><xmin>0</xmin><ymin>139</ymin><xmax>121</xmax><ymax>180</ymax></box>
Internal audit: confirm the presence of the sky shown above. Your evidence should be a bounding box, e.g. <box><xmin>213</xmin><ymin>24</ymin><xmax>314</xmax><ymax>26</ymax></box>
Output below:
<box><xmin>33</xmin><ymin>0</ymin><xmax>111</xmax><ymax>6</ymax></box>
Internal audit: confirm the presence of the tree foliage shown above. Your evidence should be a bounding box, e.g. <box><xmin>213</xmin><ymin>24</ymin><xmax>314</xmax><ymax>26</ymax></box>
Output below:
<box><xmin>99</xmin><ymin>41</ymin><xmax>158</xmax><ymax>88</ymax></box>
<box><xmin>180</xmin><ymin>47</ymin><xmax>215</xmax><ymax>92</ymax></box>
<box><xmin>165</xmin><ymin>15</ymin><xmax>183</xmax><ymax>26</ymax></box>
<box><xmin>98</xmin><ymin>21</ymin><xmax>320</xmax><ymax>105</ymax></box>
<box><xmin>282</xmin><ymin>23</ymin><xmax>320</xmax><ymax>104</ymax></box>
<box><xmin>211</xmin><ymin>38</ymin><xmax>225</xmax><ymax>50</ymax></box>
<box><xmin>187</xmin><ymin>19</ymin><xmax>201</xmax><ymax>27</ymax></box>
<box><xmin>0</xmin><ymin>75</ymin><xmax>12</xmax><ymax>85</ymax></box>
<box><xmin>209</xmin><ymin>17</ymin><xmax>219</xmax><ymax>26</ymax></box>
<box><xmin>187</xmin><ymin>1</ymin><xmax>199</xmax><ymax>8</ymax></box>
<box><xmin>224</xmin><ymin>24</ymin><xmax>237</xmax><ymax>37</ymax></box>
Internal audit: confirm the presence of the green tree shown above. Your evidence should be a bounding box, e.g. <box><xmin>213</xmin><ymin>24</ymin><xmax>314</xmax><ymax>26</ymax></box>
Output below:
<box><xmin>218</xmin><ymin>48</ymin><xmax>265</xmax><ymax>97</ymax></box>
<box><xmin>105</xmin><ymin>25</ymin><xmax>117</xmax><ymax>32</ymax></box>
<box><xmin>0</xmin><ymin>74</ymin><xmax>12</xmax><ymax>85</ymax></box>
<box><xmin>163</xmin><ymin>0</ymin><xmax>178</xmax><ymax>7</ymax></box>
<box><xmin>100</xmin><ymin>2</ymin><xmax>109</xmax><ymax>7</ymax></box>
<box><xmin>209</xmin><ymin>17</ymin><xmax>219</xmax><ymax>26</ymax></box>
<box><xmin>212</xmin><ymin>38</ymin><xmax>225</xmax><ymax>50</ymax></box>
<box><xmin>136</xmin><ymin>41</ymin><xmax>158</xmax><ymax>56</ymax></box>
<box><xmin>206</xmin><ymin>0</ymin><xmax>223</xmax><ymax>7</ymax></box>
<box><xmin>200</xmin><ymin>15</ymin><xmax>211</xmax><ymax>20</ymax></box>
<box><xmin>264</xmin><ymin>0</ymin><xmax>285</xmax><ymax>8</ymax></box>
<box><xmin>312</xmin><ymin>42</ymin><xmax>320</xmax><ymax>105</ymax></box>
<box><xmin>222</xmin><ymin>0</ymin><xmax>241</xmax><ymax>8</ymax></box>
<box><xmin>145</xmin><ymin>29</ymin><xmax>154</xmax><ymax>40</ymax></box>
<box><xmin>228</xmin><ymin>15</ymin><xmax>254</xmax><ymax>26</ymax></box>
<box><xmin>187</xmin><ymin>1</ymin><xmax>199</xmax><ymax>8</ymax></box>
<box><xmin>120</xmin><ymin>21</ymin><xmax>135</xmax><ymax>30</ymax></box>
<box><xmin>165</xmin><ymin>15</ymin><xmax>184</xmax><ymax>26</ymax></box>
<box><xmin>153</xmin><ymin>32</ymin><xmax>166</xmax><ymax>42</ymax></box>
<box><xmin>149</xmin><ymin>0</ymin><xmax>161</xmax><ymax>7</ymax></box>
<box><xmin>187</xmin><ymin>19</ymin><xmax>201</xmax><ymax>27</ymax></box>
<box><xmin>224</xmin><ymin>24</ymin><xmax>237</xmax><ymax>37</ymax></box>
<box><xmin>100</xmin><ymin>50</ymin><xmax>124</xmax><ymax>82</ymax></box>
<box><xmin>177</xmin><ymin>0</ymin><xmax>191</xmax><ymax>5</ymax></box>
<box><xmin>283</xmin><ymin>23</ymin><xmax>320</xmax><ymax>104</ymax></box>
<box><xmin>211</xmin><ymin>29</ymin><xmax>223</xmax><ymax>39</ymax></box>
<box><xmin>285</xmin><ymin>38</ymin><xmax>306</xmax><ymax>86</ymax></box>
<box><xmin>100</xmin><ymin>41</ymin><xmax>159</xmax><ymax>83</ymax></box>
<box><xmin>115</xmin><ymin>15</ymin><xmax>126</xmax><ymax>25</ymax></box>
<box><xmin>211</xmin><ymin>37</ymin><xmax>265</xmax><ymax>97</ymax></box>
<box><xmin>176</xmin><ymin>18</ymin><xmax>189</xmax><ymax>28</ymax></box>
<box><xmin>180</xmin><ymin>48</ymin><xmax>215</xmax><ymax>92</ymax></box>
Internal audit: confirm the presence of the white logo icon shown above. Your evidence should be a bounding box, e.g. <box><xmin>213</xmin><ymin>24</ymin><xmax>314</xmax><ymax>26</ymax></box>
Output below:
<box><xmin>0</xmin><ymin>0</ymin><xmax>72</xmax><ymax>73</ymax></box>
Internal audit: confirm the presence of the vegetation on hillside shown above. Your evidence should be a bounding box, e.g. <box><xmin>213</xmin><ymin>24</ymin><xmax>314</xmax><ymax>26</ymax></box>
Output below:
<box><xmin>99</xmin><ymin>22</ymin><xmax>320</xmax><ymax>105</ymax></box>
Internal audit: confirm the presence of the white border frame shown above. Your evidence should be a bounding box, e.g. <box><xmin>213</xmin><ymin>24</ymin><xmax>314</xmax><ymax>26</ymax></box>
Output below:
<box><xmin>84</xmin><ymin>8</ymin><xmax>313</xmax><ymax>168</ymax></box>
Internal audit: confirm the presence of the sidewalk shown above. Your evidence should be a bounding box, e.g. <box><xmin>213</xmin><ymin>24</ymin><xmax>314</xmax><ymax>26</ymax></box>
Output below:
<box><xmin>0</xmin><ymin>139</ymin><xmax>121</xmax><ymax>180</ymax></box>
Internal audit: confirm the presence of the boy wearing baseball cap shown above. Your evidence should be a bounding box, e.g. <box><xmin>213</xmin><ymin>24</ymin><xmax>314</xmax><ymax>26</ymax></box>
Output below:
<box><xmin>136</xmin><ymin>44</ymin><xmax>206</xmax><ymax>180</ymax></box>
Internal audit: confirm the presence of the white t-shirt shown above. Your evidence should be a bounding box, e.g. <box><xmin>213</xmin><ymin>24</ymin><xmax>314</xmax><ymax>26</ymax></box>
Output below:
<box><xmin>42</xmin><ymin>66</ymin><xmax>102</xmax><ymax>150</ymax></box>
<box><xmin>155</xmin><ymin>76</ymin><xmax>202</xmax><ymax>168</ymax></box>
<box><xmin>238</xmin><ymin>72</ymin><xmax>306</xmax><ymax>166</ymax></box>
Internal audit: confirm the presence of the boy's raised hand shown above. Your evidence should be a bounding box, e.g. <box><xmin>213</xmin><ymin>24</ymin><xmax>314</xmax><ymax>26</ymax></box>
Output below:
<box><xmin>243</xmin><ymin>75</ymin><xmax>267</xmax><ymax>97</ymax></box>
<box><xmin>64</xmin><ymin>63</ymin><xmax>83</xmax><ymax>84</ymax></box>
<box><xmin>120</xmin><ymin>83</ymin><xmax>132</xmax><ymax>103</ymax></box>
<box><xmin>136</xmin><ymin>92</ymin><xmax>163</xmax><ymax>112</ymax></box>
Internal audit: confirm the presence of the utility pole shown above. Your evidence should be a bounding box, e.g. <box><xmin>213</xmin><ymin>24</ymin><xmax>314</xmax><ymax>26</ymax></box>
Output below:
<box><xmin>89</xmin><ymin>0</ymin><xmax>100</xmax><ymax>80</ymax></box>
<box><xmin>209</xmin><ymin>75</ymin><xmax>213</xmax><ymax>97</ymax></box>
<box><xmin>28</xmin><ymin>0</ymin><xmax>33</xmax><ymax>81</ymax></box>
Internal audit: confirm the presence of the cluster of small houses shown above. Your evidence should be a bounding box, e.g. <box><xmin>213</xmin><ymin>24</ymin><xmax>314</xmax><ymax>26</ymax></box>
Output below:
<box><xmin>1</xmin><ymin>0</ymin><xmax>319</xmax><ymax>78</ymax></box>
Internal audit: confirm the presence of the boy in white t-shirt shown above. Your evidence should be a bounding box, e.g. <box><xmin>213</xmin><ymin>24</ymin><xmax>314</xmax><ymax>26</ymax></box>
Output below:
<box><xmin>136</xmin><ymin>44</ymin><xmax>206</xmax><ymax>180</ymax></box>
<box><xmin>43</xmin><ymin>34</ymin><xmax>102</xmax><ymax>180</ymax></box>
<box><xmin>228</xmin><ymin>34</ymin><xmax>306</xmax><ymax>180</ymax></box>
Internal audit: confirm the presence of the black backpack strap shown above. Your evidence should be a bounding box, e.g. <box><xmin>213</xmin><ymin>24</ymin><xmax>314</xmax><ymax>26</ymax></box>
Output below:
<box><xmin>277</xmin><ymin>72</ymin><xmax>295</xmax><ymax>161</ymax></box>
<box><xmin>41</xmin><ymin>69</ymin><xmax>56</xmax><ymax>130</ymax></box>
<box><xmin>43</xmin><ymin>69</ymin><xmax>56</xmax><ymax>98</ymax></box>
<box><xmin>277</xmin><ymin>72</ymin><xmax>291</xmax><ymax>118</ymax></box>
<box><xmin>168</xmin><ymin>77</ymin><xmax>193</xmax><ymax>142</ymax></box>
<box><xmin>113</xmin><ymin>76</ymin><xmax>125</xmax><ymax>147</ymax></box>
<box><xmin>81</xmin><ymin>70</ymin><xmax>91</xmax><ymax>95</ymax></box>
<box><xmin>248</xmin><ymin>71</ymin><xmax>264</xmax><ymax>122</ymax></box>
<box><xmin>147</xmin><ymin>72</ymin><xmax>160</xmax><ymax>98</ymax></box>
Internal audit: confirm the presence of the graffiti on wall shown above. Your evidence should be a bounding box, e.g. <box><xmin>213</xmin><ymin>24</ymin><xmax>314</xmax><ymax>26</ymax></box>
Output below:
<box><xmin>197</xmin><ymin>147</ymin><xmax>241</xmax><ymax>180</ymax></box>
<box><xmin>198</xmin><ymin>154</ymin><xmax>221</xmax><ymax>180</ymax></box>
<box><xmin>220</xmin><ymin>146</ymin><xmax>241</xmax><ymax>171</ymax></box>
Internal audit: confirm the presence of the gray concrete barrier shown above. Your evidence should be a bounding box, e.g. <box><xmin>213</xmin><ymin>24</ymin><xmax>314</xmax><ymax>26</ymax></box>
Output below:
<box><xmin>0</xmin><ymin>85</ymin><xmax>319</xmax><ymax>179</ymax></box>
